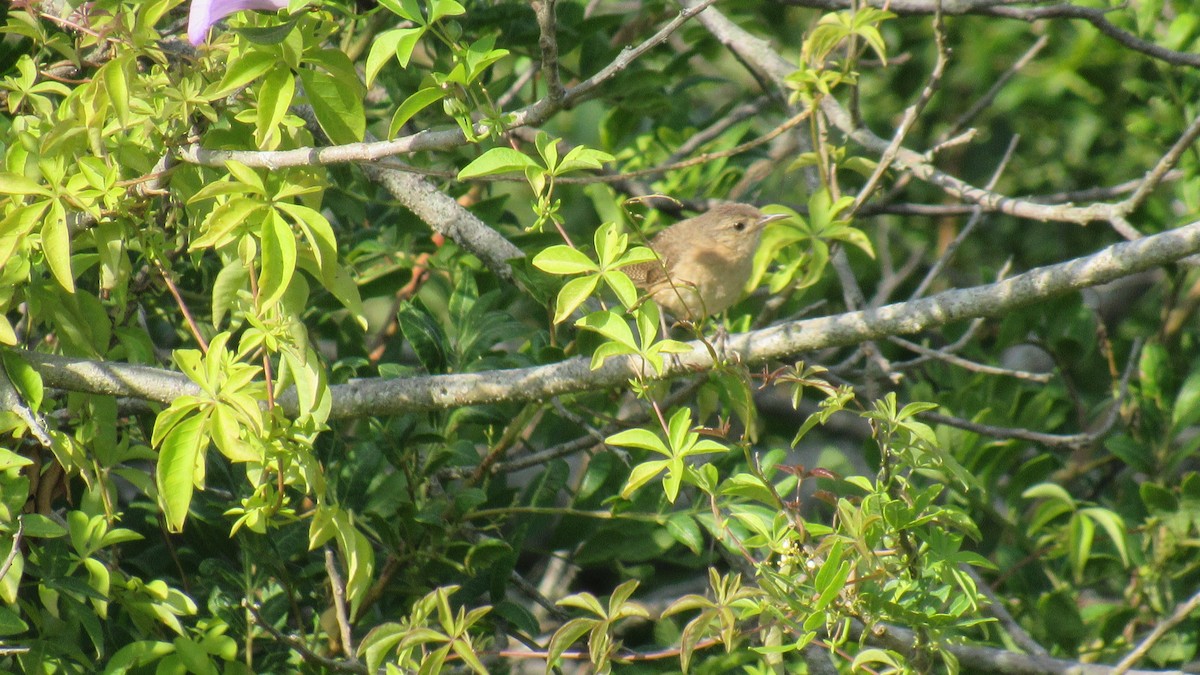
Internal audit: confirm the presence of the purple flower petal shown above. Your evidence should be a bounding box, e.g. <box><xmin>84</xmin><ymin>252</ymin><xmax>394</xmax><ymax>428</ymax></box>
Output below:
<box><xmin>189</xmin><ymin>0</ymin><xmax>290</xmax><ymax>45</ymax></box>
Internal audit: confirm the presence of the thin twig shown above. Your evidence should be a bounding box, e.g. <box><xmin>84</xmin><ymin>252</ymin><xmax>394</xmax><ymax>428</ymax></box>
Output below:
<box><xmin>1112</xmin><ymin>585</ymin><xmax>1200</xmax><ymax>674</ymax></box>
<box><xmin>1120</xmin><ymin>111</ymin><xmax>1200</xmax><ymax>215</ymax></box>
<box><xmin>920</xmin><ymin>410</ymin><xmax>1091</xmax><ymax>448</ymax></box>
<box><xmin>532</xmin><ymin>0</ymin><xmax>565</xmax><ymax>102</ymax></box>
<box><xmin>941</xmin><ymin>35</ymin><xmax>1048</xmax><ymax>143</ymax></box>
<box><xmin>665</xmin><ymin>96</ymin><xmax>771</xmax><ymax>164</ymax></box>
<box><xmin>888</xmin><ymin>335</ymin><xmax>1052</xmax><ymax>382</ymax></box>
<box><xmin>910</xmin><ymin>135</ymin><xmax>1019</xmax><ymax>300</ymax></box>
<box><xmin>324</xmin><ymin>546</ymin><xmax>356</xmax><ymax>657</ymax></box>
<box><xmin>0</xmin><ymin>517</ymin><xmax>24</xmax><ymax>582</ymax></box>
<box><xmin>851</xmin><ymin>2</ymin><xmax>949</xmax><ymax>215</ymax></box>
<box><xmin>156</xmin><ymin>260</ymin><xmax>209</xmax><ymax>353</ymax></box>
<box><xmin>962</xmin><ymin>564</ymin><xmax>1050</xmax><ymax>657</ymax></box>
<box><xmin>245</xmin><ymin>601</ymin><xmax>368</xmax><ymax>674</ymax></box>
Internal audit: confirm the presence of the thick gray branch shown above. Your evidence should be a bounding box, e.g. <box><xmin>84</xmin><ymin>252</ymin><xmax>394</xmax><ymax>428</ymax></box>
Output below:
<box><xmin>14</xmin><ymin>220</ymin><xmax>1200</xmax><ymax>418</ymax></box>
<box><xmin>358</xmin><ymin>164</ymin><xmax>522</xmax><ymax>280</ymax></box>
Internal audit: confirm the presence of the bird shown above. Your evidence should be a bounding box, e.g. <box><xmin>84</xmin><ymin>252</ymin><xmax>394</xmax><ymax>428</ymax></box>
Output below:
<box><xmin>624</xmin><ymin>203</ymin><xmax>787</xmax><ymax>321</ymax></box>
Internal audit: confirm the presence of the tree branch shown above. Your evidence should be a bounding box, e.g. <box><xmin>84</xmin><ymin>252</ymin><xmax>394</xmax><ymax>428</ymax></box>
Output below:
<box><xmin>775</xmin><ymin>0</ymin><xmax>1200</xmax><ymax>68</ymax></box>
<box><xmin>12</xmin><ymin>219</ymin><xmax>1200</xmax><ymax>418</ymax></box>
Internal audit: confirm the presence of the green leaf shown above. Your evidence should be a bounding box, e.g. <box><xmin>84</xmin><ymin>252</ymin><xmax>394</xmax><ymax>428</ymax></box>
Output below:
<box><xmin>3</xmin><ymin>349</ymin><xmax>43</xmax><ymax>412</ymax></box>
<box><xmin>1068</xmin><ymin>513</ymin><xmax>1095</xmax><ymax>581</ymax></box>
<box><xmin>156</xmin><ymin>412</ymin><xmax>209</xmax><ymax>533</ymax></box>
<box><xmin>662</xmin><ymin>460</ymin><xmax>686</xmax><ymax>502</ymax></box>
<box><xmin>18</xmin><ymin>513</ymin><xmax>66</xmax><ymax>538</ymax></box>
<box><xmin>100</xmin><ymin>57</ymin><xmax>130</xmax><ymax>127</ymax></box>
<box><xmin>532</xmin><ymin>245</ymin><xmax>597</xmax><ymax>275</ymax></box>
<box><xmin>298</xmin><ymin>68</ymin><xmax>365</xmax><ymax>144</ymax></box>
<box><xmin>576</xmin><ymin>310</ymin><xmax>635</xmax><ymax>347</ymax></box>
<box><xmin>458</xmin><ymin>147</ymin><xmax>540</xmax><ymax>180</ymax></box>
<box><xmin>365</xmin><ymin>29</ymin><xmax>405</xmax><ymax>87</ymax></box>
<box><xmin>0</xmin><ymin>605</ymin><xmax>28</xmax><ymax>636</ymax></box>
<box><xmin>388</xmin><ymin>86</ymin><xmax>447</xmax><ymax>138</ymax></box>
<box><xmin>429</xmin><ymin>0</ymin><xmax>466</xmax><ymax>22</ymax></box>
<box><xmin>392</xmin><ymin>26</ymin><xmax>426</xmax><ymax>68</ymax></box>
<box><xmin>231</xmin><ymin>16</ymin><xmax>301</xmax><ymax>44</ymax></box>
<box><xmin>606</xmin><ymin>428</ymin><xmax>665</xmax><ymax>453</ymax></box>
<box><xmin>1022</xmin><ymin>482</ymin><xmax>1075</xmax><ymax>505</ymax></box>
<box><xmin>665</xmin><ymin>513</ymin><xmax>703</xmax><ymax>554</ymax></box>
<box><xmin>666</xmin><ymin>407</ymin><xmax>692</xmax><ymax>451</ymax></box>
<box><xmin>41</xmin><ymin>201</ymin><xmax>73</xmax><ymax>292</ymax></box>
<box><xmin>396</xmin><ymin>303</ymin><xmax>447</xmax><ymax>373</ymax></box>
<box><xmin>1173</xmin><ymin>367</ymin><xmax>1200</xmax><ymax>430</ymax></box>
<box><xmin>552</xmin><ymin>275</ymin><xmax>599</xmax><ymax>324</ymax></box>
<box><xmin>0</xmin><ymin>447</ymin><xmax>33</xmax><ymax>471</ymax></box>
<box><xmin>556</xmin><ymin>145</ymin><xmax>615</xmax><ymax>174</ymax></box>
<box><xmin>211</xmin><ymin>259</ymin><xmax>249</xmax><ymax>328</ymax></box>
<box><xmin>255</xmin><ymin>68</ymin><xmax>294</xmax><ymax>148</ymax></box>
<box><xmin>376</xmin><ymin>0</ymin><xmax>422</xmax><ymax>23</ymax></box>
<box><xmin>547</xmin><ymin>618</ymin><xmax>596</xmax><ymax>668</ymax></box>
<box><xmin>102</xmin><ymin>641</ymin><xmax>175</xmax><ymax>673</ymax></box>
<box><xmin>205</xmin><ymin>50</ymin><xmax>278</xmax><ymax>100</ymax></box>
<box><xmin>589</xmin><ymin>341</ymin><xmax>634</xmax><ymax>370</ymax></box>
<box><xmin>604</xmin><ymin>271</ymin><xmax>638</xmax><ymax>309</ymax></box>
<box><xmin>276</xmin><ymin>202</ymin><xmax>337</xmax><ymax>283</ymax></box>
<box><xmin>0</xmin><ymin>173</ymin><xmax>50</xmax><ymax>196</ymax></box>
<box><xmin>224</xmin><ymin>161</ymin><xmax>266</xmax><ymax>193</ymax></box>
<box><xmin>1079</xmin><ymin>507</ymin><xmax>1129</xmax><ymax>567</ymax></box>
<box><xmin>258</xmin><ymin>211</ymin><xmax>296</xmax><ymax>309</ymax></box>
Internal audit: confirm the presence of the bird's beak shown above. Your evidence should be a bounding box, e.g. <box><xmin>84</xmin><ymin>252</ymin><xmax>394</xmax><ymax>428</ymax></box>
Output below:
<box><xmin>758</xmin><ymin>213</ymin><xmax>790</xmax><ymax>226</ymax></box>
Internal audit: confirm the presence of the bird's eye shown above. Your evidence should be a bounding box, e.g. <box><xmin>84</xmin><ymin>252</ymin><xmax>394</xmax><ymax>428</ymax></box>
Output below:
<box><xmin>732</xmin><ymin>221</ymin><xmax>746</xmax><ymax>232</ymax></box>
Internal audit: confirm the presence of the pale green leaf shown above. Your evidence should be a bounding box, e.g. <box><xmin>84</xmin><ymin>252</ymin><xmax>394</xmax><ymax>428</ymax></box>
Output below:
<box><xmin>458</xmin><ymin>147</ymin><xmax>539</xmax><ymax>180</ymax></box>
<box><xmin>40</xmin><ymin>202</ymin><xmax>73</xmax><ymax>292</ymax></box>
<box><xmin>552</xmin><ymin>275</ymin><xmax>598</xmax><ymax>324</ymax></box>
<box><xmin>532</xmin><ymin>245</ymin><xmax>597</xmax><ymax>275</ymax></box>
<box><xmin>259</xmin><ymin>211</ymin><xmax>296</xmax><ymax>309</ymax></box>
<box><xmin>156</xmin><ymin>412</ymin><xmax>209</xmax><ymax>533</ymax></box>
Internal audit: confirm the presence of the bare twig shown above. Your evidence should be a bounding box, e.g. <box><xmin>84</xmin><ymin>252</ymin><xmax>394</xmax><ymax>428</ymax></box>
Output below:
<box><xmin>864</xmin><ymin>618</ymin><xmax>1170</xmax><ymax>675</ymax></box>
<box><xmin>851</xmin><ymin>3</ymin><xmax>949</xmax><ymax>214</ymax></box>
<box><xmin>921</xmin><ymin>339</ymin><xmax>1139</xmax><ymax>447</ymax></box>
<box><xmin>1120</xmin><ymin>111</ymin><xmax>1200</xmax><ymax>215</ymax></box>
<box><xmin>941</xmin><ymin>35</ymin><xmax>1048</xmax><ymax>142</ymax></box>
<box><xmin>324</xmin><ymin>546</ymin><xmax>355</xmax><ymax>656</ymax></box>
<box><xmin>888</xmin><ymin>335</ymin><xmax>1052</xmax><ymax>382</ymax></box>
<box><xmin>1113</xmin><ymin>586</ymin><xmax>1200</xmax><ymax>674</ymax></box>
<box><xmin>245</xmin><ymin>601</ymin><xmax>367</xmax><ymax>674</ymax></box>
<box><xmin>920</xmin><ymin>410</ymin><xmax>1093</xmax><ymax>448</ymax></box>
<box><xmin>665</xmin><ymin>96</ymin><xmax>772</xmax><ymax>164</ymax></box>
<box><xmin>0</xmin><ymin>517</ymin><xmax>24</xmax><ymax>582</ymax></box>
<box><xmin>156</xmin><ymin>260</ymin><xmax>210</xmax><ymax>353</ymax></box>
<box><xmin>532</xmin><ymin>0</ymin><xmax>565</xmax><ymax>102</ymax></box>
<box><xmin>962</xmin><ymin>565</ymin><xmax>1049</xmax><ymax>657</ymax></box>
<box><xmin>910</xmin><ymin>135</ymin><xmax>1020</xmax><ymax>300</ymax></box>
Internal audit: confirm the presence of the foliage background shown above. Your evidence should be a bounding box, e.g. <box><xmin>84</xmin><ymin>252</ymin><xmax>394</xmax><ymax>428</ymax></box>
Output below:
<box><xmin>3</xmin><ymin>0</ymin><xmax>1200</xmax><ymax>672</ymax></box>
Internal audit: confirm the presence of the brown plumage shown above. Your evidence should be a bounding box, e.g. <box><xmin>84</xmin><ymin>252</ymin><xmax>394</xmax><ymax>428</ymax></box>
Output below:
<box><xmin>625</xmin><ymin>203</ymin><xmax>785</xmax><ymax>320</ymax></box>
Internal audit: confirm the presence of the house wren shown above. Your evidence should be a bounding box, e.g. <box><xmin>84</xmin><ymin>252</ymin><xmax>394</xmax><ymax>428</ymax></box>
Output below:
<box><xmin>625</xmin><ymin>203</ymin><xmax>787</xmax><ymax>321</ymax></box>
